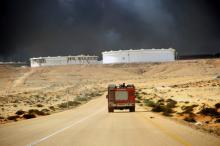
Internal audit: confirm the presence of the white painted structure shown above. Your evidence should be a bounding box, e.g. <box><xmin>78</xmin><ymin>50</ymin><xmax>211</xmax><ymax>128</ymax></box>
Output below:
<box><xmin>30</xmin><ymin>55</ymin><xmax>98</xmax><ymax>67</ymax></box>
<box><xmin>102</xmin><ymin>48</ymin><xmax>176</xmax><ymax>64</ymax></box>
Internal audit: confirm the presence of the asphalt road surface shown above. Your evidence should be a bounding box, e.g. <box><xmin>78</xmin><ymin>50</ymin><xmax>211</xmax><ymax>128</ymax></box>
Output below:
<box><xmin>0</xmin><ymin>95</ymin><xmax>220</xmax><ymax>146</ymax></box>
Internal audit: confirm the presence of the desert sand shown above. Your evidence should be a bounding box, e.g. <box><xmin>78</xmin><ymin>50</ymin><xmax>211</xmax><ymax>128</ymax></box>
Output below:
<box><xmin>0</xmin><ymin>59</ymin><xmax>219</xmax><ymax>135</ymax></box>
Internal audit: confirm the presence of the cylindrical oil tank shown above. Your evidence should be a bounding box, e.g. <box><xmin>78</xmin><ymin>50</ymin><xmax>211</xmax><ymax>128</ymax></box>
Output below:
<box><xmin>102</xmin><ymin>48</ymin><xmax>176</xmax><ymax>64</ymax></box>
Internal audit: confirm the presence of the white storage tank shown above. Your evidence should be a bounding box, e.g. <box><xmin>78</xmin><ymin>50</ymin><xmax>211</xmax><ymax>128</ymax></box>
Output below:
<box><xmin>30</xmin><ymin>55</ymin><xmax>98</xmax><ymax>67</ymax></box>
<box><xmin>102</xmin><ymin>48</ymin><xmax>176</xmax><ymax>64</ymax></box>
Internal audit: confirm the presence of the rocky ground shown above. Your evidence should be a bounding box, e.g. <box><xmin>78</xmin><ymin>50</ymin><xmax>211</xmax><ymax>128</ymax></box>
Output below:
<box><xmin>0</xmin><ymin>59</ymin><xmax>219</xmax><ymax>135</ymax></box>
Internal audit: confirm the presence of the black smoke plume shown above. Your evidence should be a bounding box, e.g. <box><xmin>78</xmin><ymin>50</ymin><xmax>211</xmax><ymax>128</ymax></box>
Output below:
<box><xmin>1</xmin><ymin>0</ymin><xmax>220</xmax><ymax>60</ymax></box>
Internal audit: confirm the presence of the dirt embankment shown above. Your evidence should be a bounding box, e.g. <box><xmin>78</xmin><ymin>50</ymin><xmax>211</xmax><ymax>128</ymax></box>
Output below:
<box><xmin>0</xmin><ymin>59</ymin><xmax>220</xmax><ymax>134</ymax></box>
<box><xmin>135</xmin><ymin>73</ymin><xmax>220</xmax><ymax>135</ymax></box>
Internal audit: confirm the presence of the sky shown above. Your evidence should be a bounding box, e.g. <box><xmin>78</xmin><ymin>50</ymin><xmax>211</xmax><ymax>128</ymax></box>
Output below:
<box><xmin>1</xmin><ymin>0</ymin><xmax>220</xmax><ymax>60</ymax></box>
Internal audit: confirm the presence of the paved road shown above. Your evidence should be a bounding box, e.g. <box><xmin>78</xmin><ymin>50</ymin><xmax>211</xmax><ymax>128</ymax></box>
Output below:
<box><xmin>0</xmin><ymin>95</ymin><xmax>220</xmax><ymax>146</ymax></box>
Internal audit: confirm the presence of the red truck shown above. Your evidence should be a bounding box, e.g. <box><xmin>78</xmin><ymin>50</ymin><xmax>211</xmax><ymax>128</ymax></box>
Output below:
<box><xmin>106</xmin><ymin>83</ymin><xmax>136</xmax><ymax>112</ymax></box>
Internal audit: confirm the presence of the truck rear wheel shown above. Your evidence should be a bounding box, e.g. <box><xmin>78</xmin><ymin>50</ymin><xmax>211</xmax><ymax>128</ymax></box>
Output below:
<box><xmin>129</xmin><ymin>107</ymin><xmax>135</xmax><ymax>112</ymax></box>
<box><xmin>108</xmin><ymin>107</ymin><xmax>114</xmax><ymax>112</ymax></box>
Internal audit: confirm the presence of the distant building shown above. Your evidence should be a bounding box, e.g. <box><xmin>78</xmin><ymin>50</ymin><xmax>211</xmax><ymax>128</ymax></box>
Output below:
<box><xmin>102</xmin><ymin>48</ymin><xmax>176</xmax><ymax>64</ymax></box>
<box><xmin>30</xmin><ymin>55</ymin><xmax>98</xmax><ymax>67</ymax></box>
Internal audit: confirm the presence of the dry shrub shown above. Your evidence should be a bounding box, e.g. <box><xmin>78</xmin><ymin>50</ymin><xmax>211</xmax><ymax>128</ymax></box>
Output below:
<box><xmin>181</xmin><ymin>104</ymin><xmax>198</xmax><ymax>114</ymax></box>
<box><xmin>75</xmin><ymin>96</ymin><xmax>88</xmax><ymax>102</ymax></box>
<box><xmin>28</xmin><ymin>109</ymin><xmax>39</xmax><ymax>114</ymax></box>
<box><xmin>144</xmin><ymin>99</ymin><xmax>156</xmax><ymax>107</ymax></box>
<box><xmin>212</xmin><ymin>84</ymin><xmax>217</xmax><ymax>87</ymax></box>
<box><xmin>58</xmin><ymin>103</ymin><xmax>68</xmax><ymax>108</ymax></box>
<box><xmin>23</xmin><ymin>114</ymin><xmax>36</xmax><ymax>119</ymax></box>
<box><xmin>36</xmin><ymin>104</ymin><xmax>44</xmax><ymax>107</ymax></box>
<box><xmin>151</xmin><ymin>104</ymin><xmax>164</xmax><ymax>112</ymax></box>
<box><xmin>171</xmin><ymin>85</ymin><xmax>178</xmax><ymax>88</ymax></box>
<box><xmin>41</xmin><ymin>108</ymin><xmax>50</xmax><ymax>112</ymax></box>
<box><xmin>143</xmin><ymin>98</ymin><xmax>175</xmax><ymax>116</ymax></box>
<box><xmin>166</xmin><ymin>99</ymin><xmax>177</xmax><ymax>108</ymax></box>
<box><xmin>15</xmin><ymin>110</ymin><xmax>25</xmax><ymax>115</ymax></box>
<box><xmin>136</xmin><ymin>93</ymin><xmax>142</xmax><ymax>100</ymax></box>
<box><xmin>199</xmin><ymin>108</ymin><xmax>220</xmax><ymax>117</ymax></box>
<box><xmin>7</xmin><ymin>115</ymin><xmax>20</xmax><ymax>121</ymax></box>
<box><xmin>162</xmin><ymin>106</ymin><xmax>174</xmax><ymax>116</ymax></box>
<box><xmin>141</xmin><ymin>92</ymin><xmax>148</xmax><ymax>95</ymax></box>
<box><xmin>215</xmin><ymin>119</ymin><xmax>220</xmax><ymax>123</ymax></box>
<box><xmin>151</xmin><ymin>100</ymin><xmax>175</xmax><ymax>116</ymax></box>
<box><xmin>89</xmin><ymin>92</ymin><xmax>103</xmax><ymax>97</ymax></box>
<box><xmin>183</xmin><ymin>113</ymin><xmax>196</xmax><ymax>123</ymax></box>
<box><xmin>215</xmin><ymin>103</ymin><xmax>220</xmax><ymax>109</ymax></box>
<box><xmin>49</xmin><ymin>106</ymin><xmax>55</xmax><ymax>111</ymax></box>
<box><xmin>58</xmin><ymin>101</ymin><xmax>81</xmax><ymax>109</ymax></box>
<box><xmin>184</xmin><ymin>116</ymin><xmax>196</xmax><ymax>123</ymax></box>
<box><xmin>157</xmin><ymin>99</ymin><xmax>165</xmax><ymax>104</ymax></box>
<box><xmin>28</xmin><ymin>109</ymin><xmax>49</xmax><ymax>116</ymax></box>
<box><xmin>40</xmin><ymin>109</ymin><xmax>50</xmax><ymax>115</ymax></box>
<box><xmin>68</xmin><ymin>101</ymin><xmax>81</xmax><ymax>106</ymax></box>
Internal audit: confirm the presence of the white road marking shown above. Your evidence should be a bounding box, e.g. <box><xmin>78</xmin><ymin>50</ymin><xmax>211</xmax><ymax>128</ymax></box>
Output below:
<box><xmin>27</xmin><ymin>107</ymin><xmax>105</xmax><ymax>146</ymax></box>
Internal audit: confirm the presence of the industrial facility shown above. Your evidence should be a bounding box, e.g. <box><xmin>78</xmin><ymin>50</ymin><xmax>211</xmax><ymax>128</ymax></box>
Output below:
<box><xmin>102</xmin><ymin>48</ymin><xmax>176</xmax><ymax>64</ymax></box>
<box><xmin>30</xmin><ymin>55</ymin><xmax>98</xmax><ymax>67</ymax></box>
<box><xmin>30</xmin><ymin>48</ymin><xmax>176</xmax><ymax>67</ymax></box>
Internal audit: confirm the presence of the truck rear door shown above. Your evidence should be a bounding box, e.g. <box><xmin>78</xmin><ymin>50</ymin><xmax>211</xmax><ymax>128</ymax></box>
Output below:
<box><xmin>115</xmin><ymin>90</ymin><xmax>129</xmax><ymax>104</ymax></box>
<box><xmin>115</xmin><ymin>91</ymin><xmax>128</xmax><ymax>101</ymax></box>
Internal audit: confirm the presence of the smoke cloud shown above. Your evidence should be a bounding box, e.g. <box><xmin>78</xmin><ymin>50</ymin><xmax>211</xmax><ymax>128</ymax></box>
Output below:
<box><xmin>1</xmin><ymin>0</ymin><xmax>220</xmax><ymax>60</ymax></box>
